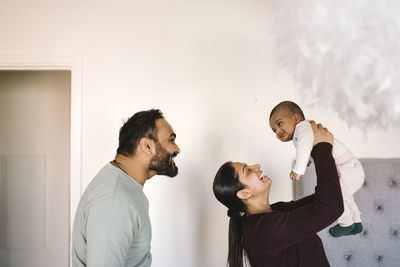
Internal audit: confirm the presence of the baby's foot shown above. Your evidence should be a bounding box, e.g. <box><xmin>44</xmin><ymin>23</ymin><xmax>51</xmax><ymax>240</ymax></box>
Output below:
<box><xmin>350</xmin><ymin>222</ymin><xmax>363</xmax><ymax>235</ymax></box>
<box><xmin>329</xmin><ymin>224</ymin><xmax>355</xmax><ymax>237</ymax></box>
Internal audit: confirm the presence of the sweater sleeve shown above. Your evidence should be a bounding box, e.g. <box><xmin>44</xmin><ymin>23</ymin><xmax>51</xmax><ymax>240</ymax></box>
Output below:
<box><xmin>86</xmin><ymin>200</ymin><xmax>139</xmax><ymax>266</ymax></box>
<box><xmin>249</xmin><ymin>142</ymin><xmax>343</xmax><ymax>256</ymax></box>
<box><xmin>271</xmin><ymin>195</ymin><xmax>315</xmax><ymax>212</ymax></box>
<box><xmin>292</xmin><ymin>121</ymin><xmax>314</xmax><ymax>175</ymax></box>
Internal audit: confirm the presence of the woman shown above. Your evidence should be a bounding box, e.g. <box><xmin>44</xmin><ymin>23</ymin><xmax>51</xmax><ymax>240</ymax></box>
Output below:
<box><xmin>213</xmin><ymin>121</ymin><xmax>344</xmax><ymax>267</ymax></box>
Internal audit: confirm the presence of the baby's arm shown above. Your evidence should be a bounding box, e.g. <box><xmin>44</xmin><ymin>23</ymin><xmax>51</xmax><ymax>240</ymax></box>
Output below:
<box><xmin>292</xmin><ymin>121</ymin><xmax>314</xmax><ymax>179</ymax></box>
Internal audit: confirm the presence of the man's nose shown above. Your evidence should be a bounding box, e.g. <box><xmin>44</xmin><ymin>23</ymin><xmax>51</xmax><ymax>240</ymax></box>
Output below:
<box><xmin>175</xmin><ymin>144</ymin><xmax>181</xmax><ymax>154</ymax></box>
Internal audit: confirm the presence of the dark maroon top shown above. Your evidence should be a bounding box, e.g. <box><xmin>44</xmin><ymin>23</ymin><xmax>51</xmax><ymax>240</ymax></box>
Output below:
<box><xmin>244</xmin><ymin>142</ymin><xmax>343</xmax><ymax>267</ymax></box>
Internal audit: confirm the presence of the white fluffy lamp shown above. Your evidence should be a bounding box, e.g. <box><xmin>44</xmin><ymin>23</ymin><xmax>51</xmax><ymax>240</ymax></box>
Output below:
<box><xmin>270</xmin><ymin>0</ymin><xmax>400</xmax><ymax>129</ymax></box>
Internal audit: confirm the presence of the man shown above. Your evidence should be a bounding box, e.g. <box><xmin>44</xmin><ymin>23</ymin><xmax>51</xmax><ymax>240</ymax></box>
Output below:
<box><xmin>72</xmin><ymin>109</ymin><xmax>180</xmax><ymax>267</ymax></box>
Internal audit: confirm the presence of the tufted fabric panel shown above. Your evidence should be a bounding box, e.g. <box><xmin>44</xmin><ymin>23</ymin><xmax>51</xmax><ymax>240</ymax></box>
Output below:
<box><xmin>294</xmin><ymin>158</ymin><xmax>400</xmax><ymax>267</ymax></box>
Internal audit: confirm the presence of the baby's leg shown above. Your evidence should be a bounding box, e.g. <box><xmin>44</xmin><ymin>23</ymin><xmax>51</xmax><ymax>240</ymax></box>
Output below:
<box><xmin>349</xmin><ymin>198</ymin><xmax>362</xmax><ymax>223</ymax></box>
<box><xmin>349</xmin><ymin>201</ymin><xmax>364</xmax><ymax>234</ymax></box>
<box><xmin>336</xmin><ymin>183</ymin><xmax>355</xmax><ymax>226</ymax></box>
<box><xmin>339</xmin><ymin>158</ymin><xmax>365</xmax><ymax>221</ymax></box>
<box><xmin>339</xmin><ymin>158</ymin><xmax>365</xmax><ymax>194</ymax></box>
<box><xmin>328</xmin><ymin>172</ymin><xmax>356</xmax><ymax>237</ymax></box>
<box><xmin>339</xmin><ymin>190</ymin><xmax>364</xmax><ymax>234</ymax></box>
<box><xmin>333</xmin><ymin>158</ymin><xmax>365</xmax><ymax>236</ymax></box>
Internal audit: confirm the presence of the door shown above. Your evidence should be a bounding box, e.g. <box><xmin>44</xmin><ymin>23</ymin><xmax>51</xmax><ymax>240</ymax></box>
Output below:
<box><xmin>0</xmin><ymin>71</ymin><xmax>70</xmax><ymax>267</ymax></box>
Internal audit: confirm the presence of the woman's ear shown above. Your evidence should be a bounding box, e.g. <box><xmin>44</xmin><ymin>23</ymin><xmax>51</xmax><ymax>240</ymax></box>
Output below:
<box><xmin>139</xmin><ymin>137</ymin><xmax>155</xmax><ymax>156</ymax></box>
<box><xmin>236</xmin><ymin>189</ymin><xmax>252</xmax><ymax>200</ymax></box>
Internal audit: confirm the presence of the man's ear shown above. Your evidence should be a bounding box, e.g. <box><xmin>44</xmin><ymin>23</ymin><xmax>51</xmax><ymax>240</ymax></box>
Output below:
<box><xmin>139</xmin><ymin>137</ymin><xmax>155</xmax><ymax>156</ymax></box>
<box><xmin>236</xmin><ymin>189</ymin><xmax>252</xmax><ymax>200</ymax></box>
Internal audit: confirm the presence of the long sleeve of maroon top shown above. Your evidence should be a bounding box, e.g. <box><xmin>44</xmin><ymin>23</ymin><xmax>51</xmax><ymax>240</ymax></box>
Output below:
<box><xmin>243</xmin><ymin>142</ymin><xmax>344</xmax><ymax>267</ymax></box>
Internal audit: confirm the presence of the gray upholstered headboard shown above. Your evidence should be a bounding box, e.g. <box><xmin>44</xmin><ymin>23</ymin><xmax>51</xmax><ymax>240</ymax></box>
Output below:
<box><xmin>294</xmin><ymin>158</ymin><xmax>400</xmax><ymax>267</ymax></box>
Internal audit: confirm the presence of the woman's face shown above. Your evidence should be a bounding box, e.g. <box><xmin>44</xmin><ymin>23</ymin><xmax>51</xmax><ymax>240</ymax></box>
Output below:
<box><xmin>231</xmin><ymin>162</ymin><xmax>272</xmax><ymax>198</ymax></box>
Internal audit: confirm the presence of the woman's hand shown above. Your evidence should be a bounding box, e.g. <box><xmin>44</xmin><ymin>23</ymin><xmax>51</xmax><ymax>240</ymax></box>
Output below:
<box><xmin>310</xmin><ymin>120</ymin><xmax>333</xmax><ymax>145</ymax></box>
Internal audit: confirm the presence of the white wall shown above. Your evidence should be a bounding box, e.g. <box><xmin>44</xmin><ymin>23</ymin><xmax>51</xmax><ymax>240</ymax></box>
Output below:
<box><xmin>1</xmin><ymin>1</ymin><xmax>399</xmax><ymax>266</ymax></box>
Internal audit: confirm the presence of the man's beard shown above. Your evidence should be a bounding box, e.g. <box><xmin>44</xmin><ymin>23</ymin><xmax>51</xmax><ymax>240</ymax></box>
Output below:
<box><xmin>149</xmin><ymin>142</ymin><xmax>178</xmax><ymax>177</ymax></box>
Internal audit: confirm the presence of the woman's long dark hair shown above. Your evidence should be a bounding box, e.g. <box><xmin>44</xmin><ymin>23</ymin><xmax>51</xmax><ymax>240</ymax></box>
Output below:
<box><xmin>213</xmin><ymin>162</ymin><xmax>249</xmax><ymax>267</ymax></box>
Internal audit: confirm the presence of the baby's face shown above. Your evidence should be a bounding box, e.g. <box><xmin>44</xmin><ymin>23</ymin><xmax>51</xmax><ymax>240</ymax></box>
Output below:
<box><xmin>269</xmin><ymin>108</ymin><xmax>298</xmax><ymax>142</ymax></box>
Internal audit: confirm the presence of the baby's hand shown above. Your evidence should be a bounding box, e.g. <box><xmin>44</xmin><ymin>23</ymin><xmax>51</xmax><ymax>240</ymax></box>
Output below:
<box><xmin>290</xmin><ymin>171</ymin><xmax>301</xmax><ymax>180</ymax></box>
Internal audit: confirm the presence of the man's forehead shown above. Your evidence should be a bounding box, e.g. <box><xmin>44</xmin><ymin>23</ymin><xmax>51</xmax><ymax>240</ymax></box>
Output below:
<box><xmin>156</xmin><ymin>118</ymin><xmax>175</xmax><ymax>138</ymax></box>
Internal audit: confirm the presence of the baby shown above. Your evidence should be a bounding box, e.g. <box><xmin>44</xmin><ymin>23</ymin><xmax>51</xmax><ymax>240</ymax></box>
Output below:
<box><xmin>269</xmin><ymin>101</ymin><xmax>365</xmax><ymax>237</ymax></box>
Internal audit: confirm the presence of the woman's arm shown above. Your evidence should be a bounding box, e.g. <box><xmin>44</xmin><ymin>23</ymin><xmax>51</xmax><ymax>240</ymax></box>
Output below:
<box><xmin>271</xmin><ymin>121</ymin><xmax>332</xmax><ymax>211</ymax></box>
<box><xmin>250</xmin><ymin>142</ymin><xmax>344</xmax><ymax>255</ymax></box>
<box><xmin>271</xmin><ymin>194</ymin><xmax>315</xmax><ymax>212</ymax></box>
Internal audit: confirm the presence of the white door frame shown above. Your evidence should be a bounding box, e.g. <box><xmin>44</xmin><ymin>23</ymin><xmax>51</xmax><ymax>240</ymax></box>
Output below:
<box><xmin>0</xmin><ymin>54</ymin><xmax>82</xmax><ymax>265</ymax></box>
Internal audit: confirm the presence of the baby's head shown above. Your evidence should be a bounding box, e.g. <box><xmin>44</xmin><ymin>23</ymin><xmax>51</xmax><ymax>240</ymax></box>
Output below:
<box><xmin>269</xmin><ymin>101</ymin><xmax>305</xmax><ymax>142</ymax></box>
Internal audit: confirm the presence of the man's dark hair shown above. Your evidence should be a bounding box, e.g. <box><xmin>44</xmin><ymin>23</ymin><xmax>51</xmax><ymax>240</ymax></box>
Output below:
<box><xmin>269</xmin><ymin>101</ymin><xmax>305</xmax><ymax>120</ymax></box>
<box><xmin>116</xmin><ymin>109</ymin><xmax>164</xmax><ymax>156</ymax></box>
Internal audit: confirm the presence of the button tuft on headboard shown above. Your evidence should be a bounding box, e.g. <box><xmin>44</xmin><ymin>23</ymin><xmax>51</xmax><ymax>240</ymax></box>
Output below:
<box><xmin>392</xmin><ymin>230</ymin><xmax>398</xmax><ymax>237</ymax></box>
<box><xmin>362</xmin><ymin>230</ymin><xmax>368</xmax><ymax>236</ymax></box>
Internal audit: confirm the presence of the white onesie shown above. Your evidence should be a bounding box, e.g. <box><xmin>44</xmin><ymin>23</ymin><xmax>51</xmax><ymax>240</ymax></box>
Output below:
<box><xmin>292</xmin><ymin>120</ymin><xmax>365</xmax><ymax>226</ymax></box>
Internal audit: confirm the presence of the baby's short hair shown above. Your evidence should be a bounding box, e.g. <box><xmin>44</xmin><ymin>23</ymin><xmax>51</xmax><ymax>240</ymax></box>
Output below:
<box><xmin>269</xmin><ymin>101</ymin><xmax>305</xmax><ymax>120</ymax></box>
